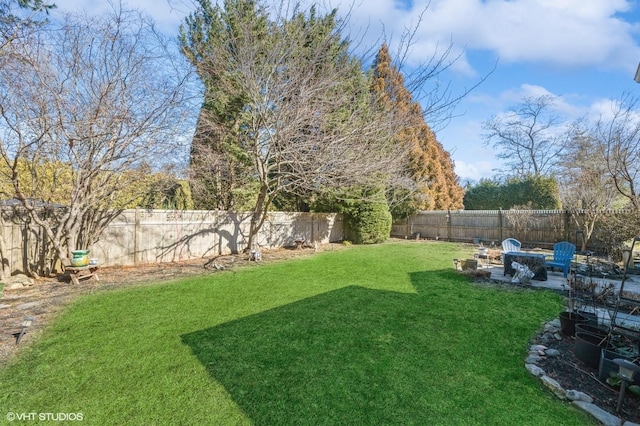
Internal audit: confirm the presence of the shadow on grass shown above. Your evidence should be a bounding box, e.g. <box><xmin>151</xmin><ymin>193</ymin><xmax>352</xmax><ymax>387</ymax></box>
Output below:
<box><xmin>181</xmin><ymin>270</ymin><xmax>477</xmax><ymax>424</ymax></box>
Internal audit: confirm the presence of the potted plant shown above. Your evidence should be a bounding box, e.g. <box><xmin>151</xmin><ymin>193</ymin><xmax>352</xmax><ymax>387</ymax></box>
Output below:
<box><xmin>559</xmin><ymin>311</ymin><xmax>588</xmax><ymax>337</ymax></box>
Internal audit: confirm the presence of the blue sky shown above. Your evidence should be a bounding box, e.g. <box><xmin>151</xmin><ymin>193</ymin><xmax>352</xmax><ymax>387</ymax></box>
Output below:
<box><xmin>51</xmin><ymin>0</ymin><xmax>640</xmax><ymax>183</ymax></box>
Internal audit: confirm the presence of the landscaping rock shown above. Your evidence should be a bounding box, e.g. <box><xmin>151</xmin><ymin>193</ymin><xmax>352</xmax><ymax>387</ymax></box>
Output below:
<box><xmin>525</xmin><ymin>363</ymin><xmax>545</xmax><ymax>377</ymax></box>
<box><xmin>539</xmin><ymin>332</ymin><xmax>554</xmax><ymax>344</ymax></box>
<box><xmin>547</xmin><ymin>318</ymin><xmax>561</xmax><ymax>329</ymax></box>
<box><xmin>16</xmin><ymin>302</ymin><xmax>40</xmax><ymax>310</ymax></box>
<box><xmin>565</xmin><ymin>389</ymin><xmax>592</xmax><ymax>403</ymax></box>
<box><xmin>541</xmin><ymin>375</ymin><xmax>566</xmax><ymax>400</ymax></box>
<box><xmin>525</xmin><ymin>354</ymin><xmax>542</xmax><ymax>364</ymax></box>
<box><xmin>3</xmin><ymin>274</ymin><xmax>35</xmax><ymax>289</ymax></box>
<box><xmin>572</xmin><ymin>400</ymin><xmax>621</xmax><ymax>426</ymax></box>
<box><xmin>544</xmin><ymin>348</ymin><xmax>560</xmax><ymax>357</ymax></box>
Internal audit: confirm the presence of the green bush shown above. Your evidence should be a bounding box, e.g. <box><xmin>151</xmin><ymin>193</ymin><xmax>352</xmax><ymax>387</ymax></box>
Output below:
<box><xmin>345</xmin><ymin>191</ymin><xmax>392</xmax><ymax>244</ymax></box>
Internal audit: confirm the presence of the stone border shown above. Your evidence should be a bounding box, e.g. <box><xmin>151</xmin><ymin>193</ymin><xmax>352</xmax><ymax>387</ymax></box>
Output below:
<box><xmin>526</xmin><ymin>318</ymin><xmax>639</xmax><ymax>426</ymax></box>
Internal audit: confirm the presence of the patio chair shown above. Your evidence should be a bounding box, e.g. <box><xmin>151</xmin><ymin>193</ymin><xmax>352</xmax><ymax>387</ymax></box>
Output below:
<box><xmin>545</xmin><ymin>241</ymin><xmax>576</xmax><ymax>278</ymax></box>
<box><xmin>501</xmin><ymin>238</ymin><xmax>521</xmax><ymax>263</ymax></box>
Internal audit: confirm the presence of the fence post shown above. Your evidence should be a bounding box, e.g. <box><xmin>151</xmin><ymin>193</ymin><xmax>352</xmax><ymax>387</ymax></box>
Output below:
<box><xmin>134</xmin><ymin>209</ymin><xmax>140</xmax><ymax>265</ymax></box>
<box><xmin>498</xmin><ymin>208</ymin><xmax>503</xmax><ymax>242</ymax></box>
<box><xmin>447</xmin><ymin>209</ymin><xmax>452</xmax><ymax>242</ymax></box>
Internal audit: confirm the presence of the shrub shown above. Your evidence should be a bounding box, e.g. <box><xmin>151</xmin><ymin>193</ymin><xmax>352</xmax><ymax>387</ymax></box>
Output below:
<box><xmin>344</xmin><ymin>191</ymin><xmax>392</xmax><ymax>244</ymax></box>
<box><xmin>464</xmin><ymin>176</ymin><xmax>560</xmax><ymax>210</ymax></box>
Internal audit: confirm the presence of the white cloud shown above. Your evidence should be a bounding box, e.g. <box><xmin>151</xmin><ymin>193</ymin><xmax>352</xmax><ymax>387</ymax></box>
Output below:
<box><xmin>447</xmin><ymin>0</ymin><xmax>639</xmax><ymax>72</ymax></box>
<box><xmin>52</xmin><ymin>0</ymin><xmax>640</xmax><ymax>74</ymax></box>
<box><xmin>52</xmin><ymin>0</ymin><xmax>640</xmax><ymax>68</ymax></box>
<box><xmin>341</xmin><ymin>0</ymin><xmax>640</xmax><ymax>75</ymax></box>
<box><xmin>51</xmin><ymin>0</ymin><xmax>192</xmax><ymax>34</ymax></box>
<box><xmin>454</xmin><ymin>159</ymin><xmax>495</xmax><ymax>182</ymax></box>
<box><xmin>586</xmin><ymin>96</ymin><xmax>640</xmax><ymax>126</ymax></box>
<box><xmin>501</xmin><ymin>84</ymin><xmax>586</xmax><ymax>117</ymax></box>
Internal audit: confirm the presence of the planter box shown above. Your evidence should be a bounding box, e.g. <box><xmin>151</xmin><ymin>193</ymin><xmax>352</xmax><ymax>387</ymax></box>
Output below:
<box><xmin>461</xmin><ymin>259</ymin><xmax>477</xmax><ymax>271</ymax></box>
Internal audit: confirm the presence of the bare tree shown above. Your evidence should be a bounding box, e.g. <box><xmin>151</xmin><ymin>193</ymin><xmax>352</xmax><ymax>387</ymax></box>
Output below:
<box><xmin>371</xmin><ymin>5</ymin><xmax>494</xmax><ymax>133</ymax></box>
<box><xmin>558</xmin><ymin>126</ymin><xmax>619</xmax><ymax>250</ymax></box>
<box><xmin>181</xmin><ymin>0</ymin><xmax>412</xmax><ymax>251</ymax></box>
<box><xmin>574</xmin><ymin>93</ymin><xmax>640</xmax><ymax>256</ymax></box>
<box><xmin>504</xmin><ymin>203</ymin><xmax>537</xmax><ymax>245</ymax></box>
<box><xmin>594</xmin><ymin>93</ymin><xmax>640</xmax><ymax>212</ymax></box>
<box><xmin>0</xmin><ymin>5</ymin><xmax>194</xmax><ymax>272</ymax></box>
<box><xmin>0</xmin><ymin>0</ymin><xmax>54</xmax><ymax>54</ymax></box>
<box><xmin>482</xmin><ymin>95</ymin><xmax>567</xmax><ymax>178</ymax></box>
<box><xmin>0</xmin><ymin>0</ymin><xmax>54</xmax><ymax>279</ymax></box>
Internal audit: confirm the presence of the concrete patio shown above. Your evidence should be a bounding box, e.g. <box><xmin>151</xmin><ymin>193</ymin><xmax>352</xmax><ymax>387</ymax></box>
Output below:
<box><xmin>475</xmin><ymin>260</ymin><xmax>640</xmax><ymax>329</ymax></box>
<box><xmin>479</xmin><ymin>261</ymin><xmax>640</xmax><ymax>294</ymax></box>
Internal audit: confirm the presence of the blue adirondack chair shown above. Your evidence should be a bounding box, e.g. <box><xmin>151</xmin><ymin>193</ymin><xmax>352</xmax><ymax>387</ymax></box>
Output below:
<box><xmin>501</xmin><ymin>238</ymin><xmax>521</xmax><ymax>263</ymax></box>
<box><xmin>545</xmin><ymin>241</ymin><xmax>576</xmax><ymax>278</ymax></box>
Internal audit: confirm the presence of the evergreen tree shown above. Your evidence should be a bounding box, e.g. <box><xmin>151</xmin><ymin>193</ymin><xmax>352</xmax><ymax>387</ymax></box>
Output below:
<box><xmin>180</xmin><ymin>1</ymin><xmax>406</xmax><ymax>249</ymax></box>
<box><xmin>343</xmin><ymin>188</ymin><xmax>392</xmax><ymax>244</ymax></box>
<box><xmin>462</xmin><ymin>178</ymin><xmax>505</xmax><ymax>210</ymax></box>
<box><xmin>371</xmin><ymin>44</ymin><xmax>463</xmax><ymax>217</ymax></box>
<box><xmin>180</xmin><ymin>0</ymin><xmax>266</xmax><ymax>210</ymax></box>
<box><xmin>463</xmin><ymin>176</ymin><xmax>560</xmax><ymax>210</ymax></box>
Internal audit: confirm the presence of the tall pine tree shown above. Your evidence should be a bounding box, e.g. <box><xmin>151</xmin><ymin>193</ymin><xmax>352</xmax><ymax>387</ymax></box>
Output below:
<box><xmin>180</xmin><ymin>1</ymin><xmax>405</xmax><ymax>250</ymax></box>
<box><xmin>371</xmin><ymin>44</ymin><xmax>463</xmax><ymax>215</ymax></box>
<box><xmin>180</xmin><ymin>0</ymin><xmax>267</xmax><ymax>210</ymax></box>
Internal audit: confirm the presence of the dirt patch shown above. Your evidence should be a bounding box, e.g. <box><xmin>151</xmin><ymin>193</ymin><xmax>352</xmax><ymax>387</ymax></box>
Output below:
<box><xmin>0</xmin><ymin>244</ymin><xmax>338</xmax><ymax>368</ymax></box>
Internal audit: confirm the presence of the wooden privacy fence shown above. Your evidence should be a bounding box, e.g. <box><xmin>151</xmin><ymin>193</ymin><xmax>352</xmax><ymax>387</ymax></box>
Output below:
<box><xmin>0</xmin><ymin>209</ymin><xmax>344</xmax><ymax>275</ymax></box>
<box><xmin>5</xmin><ymin>207</ymin><xmax>631</xmax><ymax>276</ymax></box>
<box><xmin>391</xmin><ymin>209</ymin><xmax>594</xmax><ymax>250</ymax></box>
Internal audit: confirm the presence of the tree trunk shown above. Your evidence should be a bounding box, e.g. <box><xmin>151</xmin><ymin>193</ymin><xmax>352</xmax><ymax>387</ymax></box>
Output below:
<box><xmin>0</xmin><ymin>211</ymin><xmax>10</xmax><ymax>281</ymax></box>
<box><xmin>247</xmin><ymin>184</ymin><xmax>271</xmax><ymax>253</ymax></box>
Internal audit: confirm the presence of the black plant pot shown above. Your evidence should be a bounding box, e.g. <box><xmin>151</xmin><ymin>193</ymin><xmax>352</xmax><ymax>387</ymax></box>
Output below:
<box><xmin>575</xmin><ymin>323</ymin><xmax>609</xmax><ymax>338</ymax></box>
<box><xmin>559</xmin><ymin>311</ymin><xmax>588</xmax><ymax>337</ymax></box>
<box><xmin>577</xmin><ymin>310</ymin><xmax>599</xmax><ymax>327</ymax></box>
<box><xmin>574</xmin><ymin>332</ymin><xmax>615</xmax><ymax>370</ymax></box>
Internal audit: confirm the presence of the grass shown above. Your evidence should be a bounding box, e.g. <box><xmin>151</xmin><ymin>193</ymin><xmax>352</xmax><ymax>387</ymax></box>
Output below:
<box><xmin>0</xmin><ymin>241</ymin><xmax>595</xmax><ymax>425</ymax></box>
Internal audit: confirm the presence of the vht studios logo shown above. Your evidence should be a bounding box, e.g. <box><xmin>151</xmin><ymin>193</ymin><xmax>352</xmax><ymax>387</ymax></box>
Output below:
<box><xmin>6</xmin><ymin>412</ymin><xmax>84</xmax><ymax>421</ymax></box>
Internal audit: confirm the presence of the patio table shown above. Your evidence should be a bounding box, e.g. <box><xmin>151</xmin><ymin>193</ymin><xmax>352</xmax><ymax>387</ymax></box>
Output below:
<box><xmin>503</xmin><ymin>251</ymin><xmax>547</xmax><ymax>281</ymax></box>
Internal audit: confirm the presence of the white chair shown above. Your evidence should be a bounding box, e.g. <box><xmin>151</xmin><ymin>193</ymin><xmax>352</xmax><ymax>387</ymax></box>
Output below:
<box><xmin>501</xmin><ymin>238</ymin><xmax>521</xmax><ymax>263</ymax></box>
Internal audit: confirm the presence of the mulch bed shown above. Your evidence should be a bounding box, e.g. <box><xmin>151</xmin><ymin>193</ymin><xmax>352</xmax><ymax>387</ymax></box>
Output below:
<box><xmin>534</xmin><ymin>333</ymin><xmax>640</xmax><ymax>424</ymax></box>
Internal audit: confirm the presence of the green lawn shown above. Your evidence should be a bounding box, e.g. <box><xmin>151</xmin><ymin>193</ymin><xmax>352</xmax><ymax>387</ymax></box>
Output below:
<box><xmin>0</xmin><ymin>241</ymin><xmax>594</xmax><ymax>425</ymax></box>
